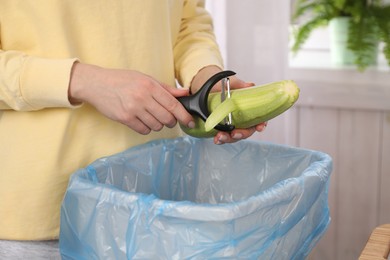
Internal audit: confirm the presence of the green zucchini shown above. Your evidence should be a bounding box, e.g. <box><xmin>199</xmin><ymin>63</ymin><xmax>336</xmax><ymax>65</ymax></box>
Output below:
<box><xmin>180</xmin><ymin>80</ymin><xmax>299</xmax><ymax>138</ymax></box>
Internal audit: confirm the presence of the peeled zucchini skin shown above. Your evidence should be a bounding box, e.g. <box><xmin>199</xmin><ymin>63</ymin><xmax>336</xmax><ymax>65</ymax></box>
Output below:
<box><xmin>180</xmin><ymin>80</ymin><xmax>299</xmax><ymax>138</ymax></box>
<box><xmin>181</xmin><ymin>117</ymin><xmax>218</xmax><ymax>138</ymax></box>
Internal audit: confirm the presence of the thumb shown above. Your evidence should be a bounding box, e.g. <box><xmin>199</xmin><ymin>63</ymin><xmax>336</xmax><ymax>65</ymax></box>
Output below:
<box><xmin>229</xmin><ymin>76</ymin><xmax>256</xmax><ymax>90</ymax></box>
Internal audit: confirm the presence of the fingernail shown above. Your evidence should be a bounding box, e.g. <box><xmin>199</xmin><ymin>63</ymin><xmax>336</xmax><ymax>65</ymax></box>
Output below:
<box><xmin>219</xmin><ymin>135</ymin><xmax>228</xmax><ymax>142</ymax></box>
<box><xmin>188</xmin><ymin>121</ymin><xmax>195</xmax><ymax>129</ymax></box>
<box><xmin>256</xmin><ymin>122</ymin><xmax>267</xmax><ymax>132</ymax></box>
<box><xmin>232</xmin><ymin>133</ymin><xmax>243</xmax><ymax>140</ymax></box>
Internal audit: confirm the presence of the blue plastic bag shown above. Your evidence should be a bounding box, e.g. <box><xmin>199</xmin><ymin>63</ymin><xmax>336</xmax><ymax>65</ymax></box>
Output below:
<box><xmin>60</xmin><ymin>137</ymin><xmax>332</xmax><ymax>260</ymax></box>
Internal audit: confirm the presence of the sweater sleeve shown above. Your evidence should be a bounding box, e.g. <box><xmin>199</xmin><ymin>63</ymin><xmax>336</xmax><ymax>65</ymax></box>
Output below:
<box><xmin>174</xmin><ymin>0</ymin><xmax>224</xmax><ymax>88</ymax></box>
<box><xmin>0</xmin><ymin>49</ymin><xmax>79</xmax><ymax>111</ymax></box>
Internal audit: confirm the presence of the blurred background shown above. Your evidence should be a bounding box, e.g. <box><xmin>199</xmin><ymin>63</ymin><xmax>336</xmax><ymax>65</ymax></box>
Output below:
<box><xmin>206</xmin><ymin>1</ymin><xmax>390</xmax><ymax>259</ymax></box>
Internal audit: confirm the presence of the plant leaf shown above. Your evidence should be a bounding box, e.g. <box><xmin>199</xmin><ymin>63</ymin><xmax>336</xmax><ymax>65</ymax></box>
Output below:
<box><xmin>347</xmin><ymin>12</ymin><xmax>379</xmax><ymax>71</ymax></box>
<box><xmin>373</xmin><ymin>5</ymin><xmax>390</xmax><ymax>66</ymax></box>
<box><xmin>291</xmin><ymin>15</ymin><xmax>330</xmax><ymax>53</ymax></box>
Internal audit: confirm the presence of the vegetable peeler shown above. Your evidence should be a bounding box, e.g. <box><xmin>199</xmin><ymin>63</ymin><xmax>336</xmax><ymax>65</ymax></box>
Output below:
<box><xmin>177</xmin><ymin>70</ymin><xmax>236</xmax><ymax>132</ymax></box>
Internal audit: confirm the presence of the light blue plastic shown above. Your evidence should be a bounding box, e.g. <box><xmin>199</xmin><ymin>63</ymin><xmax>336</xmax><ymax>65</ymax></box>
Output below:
<box><xmin>59</xmin><ymin>137</ymin><xmax>332</xmax><ymax>260</ymax></box>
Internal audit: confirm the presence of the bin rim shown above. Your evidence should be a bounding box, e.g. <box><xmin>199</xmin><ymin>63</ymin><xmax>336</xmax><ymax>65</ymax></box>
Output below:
<box><xmin>68</xmin><ymin>138</ymin><xmax>332</xmax><ymax>222</ymax></box>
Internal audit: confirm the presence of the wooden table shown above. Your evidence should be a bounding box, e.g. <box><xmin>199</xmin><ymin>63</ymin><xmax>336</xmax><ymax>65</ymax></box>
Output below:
<box><xmin>360</xmin><ymin>224</ymin><xmax>390</xmax><ymax>260</ymax></box>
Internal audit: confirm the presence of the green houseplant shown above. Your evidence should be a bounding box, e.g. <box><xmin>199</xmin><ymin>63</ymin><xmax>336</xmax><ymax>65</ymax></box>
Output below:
<box><xmin>291</xmin><ymin>0</ymin><xmax>390</xmax><ymax>71</ymax></box>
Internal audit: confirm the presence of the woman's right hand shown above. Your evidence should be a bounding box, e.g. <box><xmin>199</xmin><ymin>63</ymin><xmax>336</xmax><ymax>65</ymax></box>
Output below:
<box><xmin>68</xmin><ymin>62</ymin><xmax>195</xmax><ymax>135</ymax></box>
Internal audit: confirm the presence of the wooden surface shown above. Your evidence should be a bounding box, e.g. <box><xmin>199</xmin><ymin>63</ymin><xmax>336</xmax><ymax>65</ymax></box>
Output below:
<box><xmin>359</xmin><ymin>224</ymin><xmax>390</xmax><ymax>260</ymax></box>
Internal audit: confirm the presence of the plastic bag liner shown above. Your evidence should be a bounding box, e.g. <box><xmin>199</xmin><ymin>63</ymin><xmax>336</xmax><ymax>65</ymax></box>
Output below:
<box><xmin>59</xmin><ymin>136</ymin><xmax>332</xmax><ymax>260</ymax></box>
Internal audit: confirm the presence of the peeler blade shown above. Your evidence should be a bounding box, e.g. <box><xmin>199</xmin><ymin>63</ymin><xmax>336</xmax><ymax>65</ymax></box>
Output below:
<box><xmin>221</xmin><ymin>77</ymin><xmax>233</xmax><ymax>126</ymax></box>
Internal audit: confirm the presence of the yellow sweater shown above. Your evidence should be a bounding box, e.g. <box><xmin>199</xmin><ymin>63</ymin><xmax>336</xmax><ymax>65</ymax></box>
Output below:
<box><xmin>0</xmin><ymin>0</ymin><xmax>223</xmax><ymax>240</ymax></box>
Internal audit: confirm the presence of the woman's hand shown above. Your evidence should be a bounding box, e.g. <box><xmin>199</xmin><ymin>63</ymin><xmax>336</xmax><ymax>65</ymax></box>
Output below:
<box><xmin>190</xmin><ymin>66</ymin><xmax>268</xmax><ymax>145</ymax></box>
<box><xmin>68</xmin><ymin>62</ymin><xmax>195</xmax><ymax>135</ymax></box>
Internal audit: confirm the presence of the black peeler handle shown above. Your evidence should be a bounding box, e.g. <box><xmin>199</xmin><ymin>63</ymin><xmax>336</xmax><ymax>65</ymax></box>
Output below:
<box><xmin>177</xmin><ymin>70</ymin><xmax>236</xmax><ymax>132</ymax></box>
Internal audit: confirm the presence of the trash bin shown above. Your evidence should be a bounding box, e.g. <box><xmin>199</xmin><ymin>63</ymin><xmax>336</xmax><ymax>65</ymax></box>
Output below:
<box><xmin>59</xmin><ymin>137</ymin><xmax>332</xmax><ymax>260</ymax></box>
